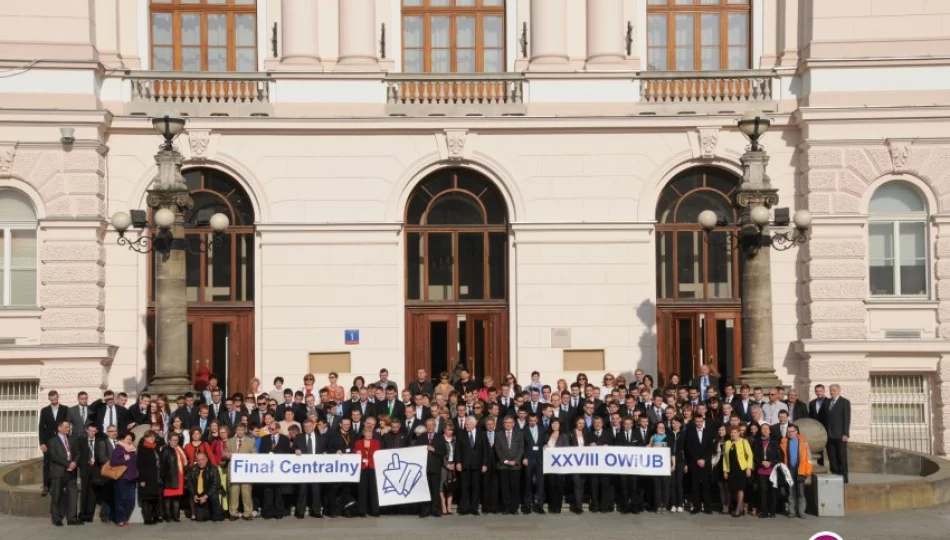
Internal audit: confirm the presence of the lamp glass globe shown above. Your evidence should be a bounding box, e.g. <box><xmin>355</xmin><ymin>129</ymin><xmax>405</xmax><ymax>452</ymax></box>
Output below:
<box><xmin>698</xmin><ymin>210</ymin><xmax>719</xmax><ymax>231</ymax></box>
<box><xmin>750</xmin><ymin>205</ymin><xmax>771</xmax><ymax>227</ymax></box>
<box><xmin>154</xmin><ymin>208</ymin><xmax>176</xmax><ymax>230</ymax></box>
<box><xmin>210</xmin><ymin>213</ymin><xmax>230</xmax><ymax>232</ymax></box>
<box><xmin>793</xmin><ymin>209</ymin><xmax>813</xmax><ymax>229</ymax></box>
<box><xmin>111</xmin><ymin>211</ymin><xmax>132</xmax><ymax>233</ymax></box>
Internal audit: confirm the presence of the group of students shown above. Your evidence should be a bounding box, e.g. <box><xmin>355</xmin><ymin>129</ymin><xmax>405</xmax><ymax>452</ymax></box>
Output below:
<box><xmin>38</xmin><ymin>364</ymin><xmax>850</xmax><ymax>526</ymax></box>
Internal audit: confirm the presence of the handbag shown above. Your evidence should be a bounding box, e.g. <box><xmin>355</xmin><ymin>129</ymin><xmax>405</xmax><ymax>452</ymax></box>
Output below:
<box><xmin>100</xmin><ymin>462</ymin><xmax>127</xmax><ymax>481</ymax></box>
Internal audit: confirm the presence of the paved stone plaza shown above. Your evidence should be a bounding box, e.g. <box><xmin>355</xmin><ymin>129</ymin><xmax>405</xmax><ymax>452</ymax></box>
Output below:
<box><xmin>2</xmin><ymin>505</ymin><xmax>948</xmax><ymax>540</ymax></box>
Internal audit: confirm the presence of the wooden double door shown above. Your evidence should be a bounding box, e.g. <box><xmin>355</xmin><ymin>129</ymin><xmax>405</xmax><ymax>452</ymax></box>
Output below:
<box><xmin>657</xmin><ymin>306</ymin><xmax>742</xmax><ymax>386</ymax></box>
<box><xmin>406</xmin><ymin>307</ymin><xmax>508</xmax><ymax>385</ymax></box>
<box><xmin>147</xmin><ymin>308</ymin><xmax>254</xmax><ymax>396</ymax></box>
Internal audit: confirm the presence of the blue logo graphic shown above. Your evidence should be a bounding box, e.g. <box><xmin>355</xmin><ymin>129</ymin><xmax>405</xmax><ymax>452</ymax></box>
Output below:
<box><xmin>381</xmin><ymin>454</ymin><xmax>423</xmax><ymax>498</ymax></box>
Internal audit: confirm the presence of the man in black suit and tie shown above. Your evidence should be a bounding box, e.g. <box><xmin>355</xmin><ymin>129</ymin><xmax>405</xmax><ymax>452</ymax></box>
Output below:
<box><xmin>685</xmin><ymin>413</ymin><xmax>715</xmax><ymax>514</ymax></box>
<box><xmin>293</xmin><ymin>419</ymin><xmax>326</xmax><ymax>519</ymax></box>
<box><xmin>377</xmin><ymin>387</ymin><xmax>406</xmax><ymax>421</ymax></box>
<box><xmin>785</xmin><ymin>389</ymin><xmax>809</xmax><ymax>423</ymax></box>
<box><xmin>94</xmin><ymin>425</ymin><xmax>118</xmax><ymax>523</ymax></box>
<box><xmin>175</xmin><ymin>392</ymin><xmax>200</xmax><ymax>431</ymax></box>
<box><xmin>495</xmin><ymin>416</ymin><xmax>524</xmax><ymax>515</ymax></box>
<box><xmin>732</xmin><ymin>384</ymin><xmax>754</xmax><ymax>422</ymax></box>
<box><xmin>382</xmin><ymin>417</ymin><xmax>411</xmax><ymax>449</ymax></box>
<box><xmin>129</xmin><ymin>393</ymin><xmax>151</xmax><ymax>426</ymax></box>
<box><xmin>521</xmin><ymin>413</ymin><xmax>546</xmax><ymax>514</ymax></box>
<box><xmin>47</xmin><ymin>420</ymin><xmax>80</xmax><ymax>526</ymax></box>
<box><xmin>456</xmin><ymin>415</ymin><xmax>488</xmax><ymax>515</ymax></box>
<box><xmin>219</xmin><ymin>398</ymin><xmax>241</xmax><ymax>433</ymax></box>
<box><xmin>645</xmin><ymin>395</ymin><xmax>665</xmax><ymax>427</ymax></box>
<box><xmin>258</xmin><ymin>424</ymin><xmax>292</xmax><ymax>519</ymax></box>
<box><xmin>826</xmin><ymin>384</ymin><xmax>851</xmax><ymax>483</ymax></box>
<box><xmin>416</xmin><ymin>417</ymin><xmax>447</xmax><ymax>518</ymax></box>
<box><xmin>67</xmin><ymin>392</ymin><xmax>93</xmax><ymax>439</ymax></box>
<box><xmin>588</xmin><ymin>416</ymin><xmax>613</xmax><ymax>513</ymax></box>
<box><xmin>39</xmin><ymin>390</ymin><xmax>69</xmax><ymax>496</ymax></box>
<box><xmin>616</xmin><ymin>417</ymin><xmax>639</xmax><ymax>514</ymax></box>
<box><xmin>76</xmin><ymin>423</ymin><xmax>100</xmax><ymax>523</ymax></box>
<box><xmin>808</xmin><ymin>384</ymin><xmax>830</xmax><ymax>428</ymax></box>
<box><xmin>408</xmin><ymin>368</ymin><xmax>434</xmax><ymax>397</ymax></box>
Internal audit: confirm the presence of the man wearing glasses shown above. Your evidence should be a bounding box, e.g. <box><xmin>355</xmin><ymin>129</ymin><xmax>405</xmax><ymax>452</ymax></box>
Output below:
<box><xmin>761</xmin><ymin>386</ymin><xmax>789</xmax><ymax>425</ymax></box>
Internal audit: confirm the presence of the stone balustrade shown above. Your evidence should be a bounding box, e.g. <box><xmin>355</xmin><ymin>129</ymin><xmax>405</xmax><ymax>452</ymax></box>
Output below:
<box><xmin>639</xmin><ymin>70</ymin><xmax>777</xmax><ymax>105</ymax></box>
<box><xmin>125</xmin><ymin>71</ymin><xmax>273</xmax><ymax>117</ymax></box>
<box><xmin>385</xmin><ymin>73</ymin><xmax>526</xmax><ymax>116</ymax></box>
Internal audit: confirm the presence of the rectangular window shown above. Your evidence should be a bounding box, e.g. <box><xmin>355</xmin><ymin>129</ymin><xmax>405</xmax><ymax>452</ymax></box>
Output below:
<box><xmin>0</xmin><ymin>380</ymin><xmax>40</xmax><ymax>463</ymax></box>
<box><xmin>402</xmin><ymin>0</ymin><xmax>506</xmax><ymax>73</ymax></box>
<box><xmin>646</xmin><ymin>0</ymin><xmax>750</xmax><ymax>71</ymax></box>
<box><xmin>870</xmin><ymin>221</ymin><xmax>927</xmax><ymax>297</ymax></box>
<box><xmin>149</xmin><ymin>0</ymin><xmax>258</xmax><ymax>72</ymax></box>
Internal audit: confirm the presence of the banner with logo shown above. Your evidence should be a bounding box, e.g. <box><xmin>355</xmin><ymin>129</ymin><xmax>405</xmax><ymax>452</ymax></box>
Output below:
<box><xmin>373</xmin><ymin>446</ymin><xmax>430</xmax><ymax>506</ymax></box>
<box><xmin>229</xmin><ymin>453</ymin><xmax>361</xmax><ymax>483</ymax></box>
<box><xmin>543</xmin><ymin>446</ymin><xmax>671</xmax><ymax>476</ymax></box>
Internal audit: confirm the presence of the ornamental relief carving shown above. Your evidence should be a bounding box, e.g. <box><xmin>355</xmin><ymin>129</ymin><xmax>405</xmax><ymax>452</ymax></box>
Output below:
<box><xmin>0</xmin><ymin>146</ymin><xmax>14</xmax><ymax>174</ymax></box>
<box><xmin>444</xmin><ymin>129</ymin><xmax>467</xmax><ymax>161</ymax></box>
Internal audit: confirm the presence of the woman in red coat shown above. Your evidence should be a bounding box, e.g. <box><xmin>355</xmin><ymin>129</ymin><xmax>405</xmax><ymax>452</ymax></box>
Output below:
<box><xmin>354</xmin><ymin>425</ymin><xmax>381</xmax><ymax>517</ymax></box>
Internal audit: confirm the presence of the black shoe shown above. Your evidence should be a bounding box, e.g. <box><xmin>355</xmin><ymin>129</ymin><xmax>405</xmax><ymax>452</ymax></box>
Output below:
<box><xmin>534</xmin><ymin>507</ymin><xmax>545</xmax><ymax>514</ymax></box>
<box><xmin>471</xmin><ymin>510</ymin><xmax>480</xmax><ymax>516</ymax></box>
<box><xmin>52</xmin><ymin>521</ymin><xmax>63</xmax><ymax>527</ymax></box>
<box><xmin>67</xmin><ymin>520</ymin><xmax>84</xmax><ymax>526</ymax></box>
<box><xmin>758</xmin><ymin>513</ymin><xmax>770</xmax><ymax>519</ymax></box>
<box><xmin>100</xmin><ymin>518</ymin><xmax>111</xmax><ymax>524</ymax></box>
<box><xmin>242</xmin><ymin>516</ymin><xmax>253</xmax><ymax>521</ymax></box>
<box><xmin>229</xmin><ymin>516</ymin><xmax>239</xmax><ymax>521</ymax></box>
<box><xmin>312</xmin><ymin>513</ymin><xmax>323</xmax><ymax>518</ymax></box>
<box><xmin>690</xmin><ymin>510</ymin><xmax>701</xmax><ymax>515</ymax></box>
<box><xmin>295</xmin><ymin>514</ymin><xmax>304</xmax><ymax>519</ymax></box>
<box><xmin>521</xmin><ymin>507</ymin><xmax>531</xmax><ymax>515</ymax></box>
<box><xmin>797</xmin><ymin>514</ymin><xmax>805</xmax><ymax>519</ymax></box>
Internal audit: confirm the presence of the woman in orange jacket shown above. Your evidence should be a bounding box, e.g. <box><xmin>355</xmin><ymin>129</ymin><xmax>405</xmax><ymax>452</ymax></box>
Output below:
<box><xmin>780</xmin><ymin>424</ymin><xmax>812</xmax><ymax>518</ymax></box>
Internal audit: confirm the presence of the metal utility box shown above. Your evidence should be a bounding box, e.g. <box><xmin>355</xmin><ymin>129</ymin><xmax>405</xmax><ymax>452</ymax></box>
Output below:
<box><xmin>815</xmin><ymin>474</ymin><xmax>845</xmax><ymax>517</ymax></box>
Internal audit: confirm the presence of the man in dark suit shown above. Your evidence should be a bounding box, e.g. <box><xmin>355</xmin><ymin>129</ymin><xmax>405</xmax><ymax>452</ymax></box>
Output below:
<box><xmin>76</xmin><ymin>423</ymin><xmax>100</xmax><ymax>522</ymax></box>
<box><xmin>785</xmin><ymin>389</ymin><xmax>809</xmax><ymax>423</ymax></box>
<box><xmin>480</xmin><ymin>416</ymin><xmax>500</xmax><ymax>514</ymax></box>
<box><xmin>826</xmin><ymin>384</ymin><xmax>851</xmax><ymax>483</ymax></box>
<box><xmin>175</xmin><ymin>393</ymin><xmax>200</xmax><ymax>431</ymax></box>
<box><xmin>219</xmin><ymin>397</ymin><xmax>241</xmax><ymax>433</ymax></box>
<box><xmin>645</xmin><ymin>395</ymin><xmax>665</xmax><ymax>427</ymax></box>
<box><xmin>456</xmin><ymin>415</ymin><xmax>487</xmax><ymax>515</ymax></box>
<box><xmin>616</xmin><ymin>417</ymin><xmax>639</xmax><ymax>514</ymax></box>
<box><xmin>408</xmin><ymin>368</ymin><xmax>434</xmax><ymax>397</ymax></box>
<box><xmin>39</xmin><ymin>390</ymin><xmax>69</xmax><ymax>496</ymax></box>
<box><xmin>495</xmin><ymin>415</ymin><xmax>524</xmax><ymax>515</ymax></box>
<box><xmin>382</xmin><ymin>417</ymin><xmax>411</xmax><ymax>449</ymax></box>
<box><xmin>258</xmin><ymin>424</ymin><xmax>292</xmax><ymax>519</ymax></box>
<box><xmin>129</xmin><ymin>393</ymin><xmax>151</xmax><ymax>426</ymax></box>
<box><xmin>94</xmin><ymin>426</ymin><xmax>118</xmax><ymax>523</ymax></box>
<box><xmin>324</xmin><ymin>418</ymin><xmax>353</xmax><ymax>517</ymax></box>
<box><xmin>47</xmin><ymin>420</ymin><xmax>79</xmax><ymax>526</ymax></box>
<box><xmin>376</xmin><ymin>387</ymin><xmax>406</xmax><ymax>421</ymax></box>
<box><xmin>67</xmin><ymin>392</ymin><xmax>93</xmax><ymax>439</ymax></box>
<box><xmin>588</xmin><ymin>416</ymin><xmax>613</xmax><ymax>513</ymax></box>
<box><xmin>415</xmin><ymin>418</ymin><xmax>446</xmax><ymax>518</ymax></box>
<box><xmin>521</xmin><ymin>413</ymin><xmax>546</xmax><ymax>514</ymax></box>
<box><xmin>685</xmin><ymin>413</ymin><xmax>715</xmax><ymax>514</ymax></box>
<box><xmin>293</xmin><ymin>419</ymin><xmax>326</xmax><ymax>519</ymax></box>
<box><xmin>808</xmin><ymin>384</ymin><xmax>830</xmax><ymax>428</ymax></box>
<box><xmin>732</xmin><ymin>384</ymin><xmax>754</xmax><ymax>422</ymax></box>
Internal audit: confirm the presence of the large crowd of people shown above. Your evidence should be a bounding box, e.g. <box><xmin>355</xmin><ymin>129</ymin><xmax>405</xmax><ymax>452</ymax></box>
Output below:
<box><xmin>38</xmin><ymin>364</ymin><xmax>852</xmax><ymax>527</ymax></box>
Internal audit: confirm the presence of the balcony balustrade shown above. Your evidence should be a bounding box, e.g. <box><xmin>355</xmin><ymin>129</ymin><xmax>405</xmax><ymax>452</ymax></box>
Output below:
<box><xmin>639</xmin><ymin>70</ymin><xmax>777</xmax><ymax>111</ymax></box>
<box><xmin>125</xmin><ymin>71</ymin><xmax>272</xmax><ymax>117</ymax></box>
<box><xmin>385</xmin><ymin>73</ymin><xmax>526</xmax><ymax>116</ymax></box>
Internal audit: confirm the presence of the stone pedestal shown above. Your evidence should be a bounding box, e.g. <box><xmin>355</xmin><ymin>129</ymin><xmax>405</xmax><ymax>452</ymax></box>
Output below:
<box><xmin>145</xmin><ymin>151</ymin><xmax>193</xmax><ymax>396</ymax></box>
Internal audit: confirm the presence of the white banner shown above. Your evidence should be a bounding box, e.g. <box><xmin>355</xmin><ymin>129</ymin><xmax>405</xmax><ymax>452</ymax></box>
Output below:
<box><xmin>543</xmin><ymin>446</ymin><xmax>671</xmax><ymax>476</ymax></box>
<box><xmin>229</xmin><ymin>453</ymin><xmax>361</xmax><ymax>483</ymax></box>
<box><xmin>373</xmin><ymin>446</ymin><xmax>431</xmax><ymax>507</ymax></box>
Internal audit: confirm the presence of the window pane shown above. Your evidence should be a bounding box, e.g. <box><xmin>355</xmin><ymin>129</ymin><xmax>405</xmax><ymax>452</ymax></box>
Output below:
<box><xmin>407</xmin><ymin>233</ymin><xmax>422</xmax><ymax>300</ymax></box>
<box><xmin>727</xmin><ymin>46</ymin><xmax>748</xmax><ymax>70</ymax></box>
<box><xmin>648</xmin><ymin>15</ymin><xmax>667</xmax><ymax>46</ymax></box>
<box><xmin>676</xmin><ymin>231</ymin><xmax>704</xmax><ymax>299</ymax></box>
<box><xmin>237</xmin><ymin>48</ymin><xmax>256</xmax><ymax>72</ymax></box>
<box><xmin>701</xmin><ymin>14</ymin><xmax>719</xmax><ymax>45</ymax></box>
<box><xmin>404</xmin><ymin>0</ymin><xmax>423</xmax><ymax>5</ymax></box>
<box><xmin>700</xmin><ymin>0</ymin><xmax>719</xmax><ymax>3</ymax></box>
<box><xmin>208</xmin><ymin>14</ymin><xmax>227</xmax><ymax>46</ymax></box>
<box><xmin>404</xmin><ymin>16</ymin><xmax>423</xmax><ymax>47</ymax></box>
<box><xmin>427</xmin><ymin>233</ymin><xmax>454</xmax><ymax>301</ymax></box>
<box><xmin>484</xmin><ymin>16</ymin><xmax>503</xmax><ymax>47</ymax></box>
<box><xmin>206</xmin><ymin>234</ymin><xmax>232</xmax><ymax>302</ymax></box>
<box><xmin>152</xmin><ymin>13</ymin><xmax>173</xmax><ymax>45</ymax></box>
<box><xmin>236</xmin><ymin>15</ymin><xmax>256</xmax><ymax>47</ymax></box>
<box><xmin>457</xmin><ymin>0</ymin><xmax>476</xmax><ymax>6</ymax></box>
<box><xmin>208</xmin><ymin>48</ymin><xmax>228</xmax><ymax>72</ymax></box>
<box><xmin>207</xmin><ymin>0</ymin><xmax>226</xmax><ymax>3</ymax></box>
<box><xmin>702</xmin><ymin>48</ymin><xmax>720</xmax><ymax>70</ymax></box>
<box><xmin>483</xmin><ymin>0</ymin><xmax>504</xmax><ymax>5</ymax></box>
<box><xmin>457</xmin><ymin>49</ymin><xmax>475</xmax><ymax>72</ymax></box>
<box><xmin>185</xmin><ymin>235</ymin><xmax>200</xmax><ymax>302</ymax></box>
<box><xmin>181</xmin><ymin>14</ymin><xmax>200</xmax><ymax>45</ymax></box>
<box><xmin>483</xmin><ymin>49</ymin><xmax>503</xmax><ymax>72</ymax></box>
<box><xmin>489</xmin><ymin>232</ymin><xmax>506</xmax><ymax>299</ymax></box>
<box><xmin>182</xmin><ymin>47</ymin><xmax>201</xmax><ymax>71</ymax></box>
<box><xmin>648</xmin><ymin>49</ymin><xmax>668</xmax><ymax>71</ymax></box>
<box><xmin>432</xmin><ymin>17</ymin><xmax>450</xmax><ymax>47</ymax></box>
<box><xmin>431</xmin><ymin>50</ymin><xmax>451</xmax><ymax>72</ymax></box>
<box><xmin>675</xmin><ymin>15</ymin><xmax>694</xmax><ymax>71</ymax></box>
<box><xmin>234</xmin><ymin>0</ymin><xmax>256</xmax><ymax>4</ymax></box>
<box><xmin>728</xmin><ymin>13</ymin><xmax>748</xmax><ymax>46</ymax></box>
<box><xmin>237</xmin><ymin>234</ymin><xmax>254</xmax><ymax>302</ymax></box>
<box><xmin>870</xmin><ymin>183</ymin><xmax>926</xmax><ymax>214</ymax></box>
<box><xmin>457</xmin><ymin>16</ymin><xmax>475</xmax><ymax>47</ymax></box>
<box><xmin>153</xmin><ymin>47</ymin><xmax>173</xmax><ymax>70</ymax></box>
<box><xmin>899</xmin><ymin>222</ymin><xmax>927</xmax><ymax>295</ymax></box>
<box><xmin>656</xmin><ymin>231</ymin><xmax>673</xmax><ymax>298</ymax></box>
<box><xmin>707</xmin><ymin>232</ymin><xmax>732</xmax><ymax>298</ymax></box>
<box><xmin>728</xmin><ymin>0</ymin><xmax>750</xmax><ymax>3</ymax></box>
<box><xmin>10</xmin><ymin>230</ymin><xmax>36</xmax><ymax>306</ymax></box>
<box><xmin>869</xmin><ymin>223</ymin><xmax>895</xmax><ymax>296</ymax></box>
<box><xmin>675</xmin><ymin>48</ymin><xmax>695</xmax><ymax>71</ymax></box>
<box><xmin>431</xmin><ymin>0</ymin><xmax>450</xmax><ymax>5</ymax></box>
<box><xmin>459</xmin><ymin>232</ymin><xmax>485</xmax><ymax>300</ymax></box>
<box><xmin>404</xmin><ymin>49</ymin><xmax>423</xmax><ymax>72</ymax></box>
<box><xmin>648</xmin><ymin>0</ymin><xmax>668</xmax><ymax>4</ymax></box>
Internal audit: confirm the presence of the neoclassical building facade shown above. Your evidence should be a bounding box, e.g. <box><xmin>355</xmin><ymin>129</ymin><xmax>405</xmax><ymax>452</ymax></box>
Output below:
<box><xmin>0</xmin><ymin>0</ymin><xmax>949</xmax><ymax>459</ymax></box>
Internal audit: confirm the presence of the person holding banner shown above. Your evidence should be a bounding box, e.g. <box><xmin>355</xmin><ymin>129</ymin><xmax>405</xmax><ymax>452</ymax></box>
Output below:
<box><xmin>226</xmin><ymin>424</ymin><xmax>257</xmax><ymax>521</ymax></box>
<box><xmin>495</xmin><ymin>416</ymin><xmax>524</xmax><ymax>515</ymax></box>
<box><xmin>648</xmin><ymin>421</ymin><xmax>674</xmax><ymax>514</ymax></box>
<box><xmin>355</xmin><ymin>425</ymin><xmax>381</xmax><ymax>518</ymax></box>
<box><xmin>588</xmin><ymin>416</ymin><xmax>613</xmax><ymax>513</ymax></box>
<box><xmin>416</xmin><ymin>417</ymin><xmax>447</xmax><ymax>518</ymax></box>
<box><xmin>455</xmin><ymin>416</ymin><xmax>487</xmax><ymax>515</ymax></box>
<box><xmin>567</xmin><ymin>416</ymin><xmax>589</xmax><ymax>515</ymax></box>
<box><xmin>258</xmin><ymin>424</ymin><xmax>291</xmax><ymax>519</ymax></box>
<box><xmin>543</xmin><ymin>418</ymin><xmax>569</xmax><ymax>514</ymax></box>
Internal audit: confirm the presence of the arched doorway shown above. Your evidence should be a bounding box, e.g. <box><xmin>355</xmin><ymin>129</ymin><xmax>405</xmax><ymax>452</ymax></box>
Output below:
<box><xmin>404</xmin><ymin>168</ymin><xmax>509</xmax><ymax>384</ymax></box>
<box><xmin>147</xmin><ymin>168</ymin><xmax>256</xmax><ymax>395</ymax></box>
<box><xmin>655</xmin><ymin>167</ymin><xmax>742</xmax><ymax>386</ymax></box>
